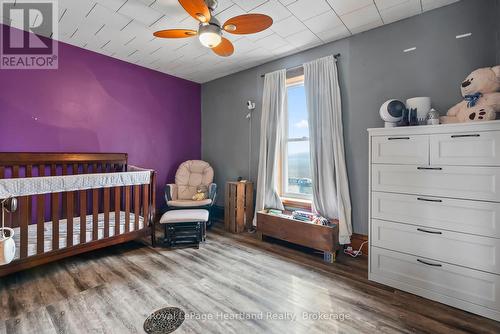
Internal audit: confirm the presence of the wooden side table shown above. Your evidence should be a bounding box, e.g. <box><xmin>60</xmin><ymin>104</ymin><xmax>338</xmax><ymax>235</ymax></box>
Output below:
<box><xmin>224</xmin><ymin>181</ymin><xmax>254</xmax><ymax>233</ymax></box>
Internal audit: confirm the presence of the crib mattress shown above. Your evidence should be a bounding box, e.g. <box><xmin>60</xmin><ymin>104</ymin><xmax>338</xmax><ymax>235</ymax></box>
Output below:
<box><xmin>12</xmin><ymin>212</ymin><xmax>145</xmax><ymax>259</ymax></box>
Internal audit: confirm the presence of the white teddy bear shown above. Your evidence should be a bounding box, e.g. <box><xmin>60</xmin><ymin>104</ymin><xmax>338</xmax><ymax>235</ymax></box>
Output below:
<box><xmin>441</xmin><ymin>66</ymin><xmax>500</xmax><ymax>123</ymax></box>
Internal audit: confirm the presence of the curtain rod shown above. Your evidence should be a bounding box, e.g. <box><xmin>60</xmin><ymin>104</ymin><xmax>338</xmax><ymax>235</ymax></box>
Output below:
<box><xmin>260</xmin><ymin>53</ymin><xmax>340</xmax><ymax>78</ymax></box>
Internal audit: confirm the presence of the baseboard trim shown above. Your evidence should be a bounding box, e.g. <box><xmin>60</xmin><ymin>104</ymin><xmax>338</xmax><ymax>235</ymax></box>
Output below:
<box><xmin>350</xmin><ymin>233</ymin><xmax>368</xmax><ymax>256</ymax></box>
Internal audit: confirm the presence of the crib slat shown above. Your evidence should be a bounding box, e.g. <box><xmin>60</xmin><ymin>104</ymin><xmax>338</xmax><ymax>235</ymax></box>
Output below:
<box><xmin>80</xmin><ymin>190</ymin><xmax>86</xmax><ymax>243</ymax></box>
<box><xmin>67</xmin><ymin>192</ymin><xmax>74</xmax><ymax>247</ymax></box>
<box><xmin>83</xmin><ymin>164</ymin><xmax>88</xmax><ymax>174</ymax></box>
<box><xmin>50</xmin><ymin>164</ymin><xmax>56</xmax><ymax>176</ymax></box>
<box><xmin>114</xmin><ymin>187</ymin><xmax>120</xmax><ymax>235</ymax></box>
<box><xmin>51</xmin><ymin>192</ymin><xmax>59</xmax><ymax>251</ymax></box>
<box><xmin>143</xmin><ymin>184</ymin><xmax>149</xmax><ymax>229</ymax></box>
<box><xmin>20</xmin><ymin>196</ymin><xmax>28</xmax><ymax>258</ymax></box>
<box><xmin>92</xmin><ymin>163</ymin><xmax>98</xmax><ymax>173</ymax></box>
<box><xmin>104</xmin><ymin>187</ymin><xmax>110</xmax><ymax>238</ymax></box>
<box><xmin>93</xmin><ymin>189</ymin><xmax>99</xmax><ymax>241</ymax></box>
<box><xmin>125</xmin><ymin>186</ymin><xmax>130</xmax><ymax>233</ymax></box>
<box><xmin>62</xmin><ymin>164</ymin><xmax>67</xmax><ymax>218</ymax></box>
<box><xmin>12</xmin><ymin>166</ymin><xmax>20</xmax><ymax>227</ymax></box>
<box><xmin>73</xmin><ymin>164</ymin><xmax>79</xmax><ymax>215</ymax></box>
<box><xmin>134</xmin><ymin>185</ymin><xmax>140</xmax><ymax>231</ymax></box>
<box><xmin>0</xmin><ymin>166</ymin><xmax>4</xmax><ymax>178</ymax></box>
<box><xmin>37</xmin><ymin>193</ymin><xmax>44</xmax><ymax>254</ymax></box>
<box><xmin>26</xmin><ymin>165</ymin><xmax>32</xmax><ymax>235</ymax></box>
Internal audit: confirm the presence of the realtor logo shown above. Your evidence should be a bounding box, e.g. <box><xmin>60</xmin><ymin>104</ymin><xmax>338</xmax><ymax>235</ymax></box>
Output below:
<box><xmin>0</xmin><ymin>0</ymin><xmax>58</xmax><ymax>69</ymax></box>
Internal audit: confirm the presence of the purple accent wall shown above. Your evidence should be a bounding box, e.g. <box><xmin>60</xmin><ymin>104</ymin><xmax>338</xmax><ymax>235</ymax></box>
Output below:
<box><xmin>0</xmin><ymin>28</ymin><xmax>201</xmax><ymax>208</ymax></box>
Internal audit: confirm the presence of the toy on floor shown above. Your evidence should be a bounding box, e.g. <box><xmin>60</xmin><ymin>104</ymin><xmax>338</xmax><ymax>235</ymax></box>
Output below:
<box><xmin>441</xmin><ymin>65</ymin><xmax>500</xmax><ymax>124</ymax></box>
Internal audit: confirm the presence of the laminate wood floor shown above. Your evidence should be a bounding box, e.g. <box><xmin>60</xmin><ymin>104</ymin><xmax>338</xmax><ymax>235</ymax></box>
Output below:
<box><xmin>1</xmin><ymin>225</ymin><xmax>499</xmax><ymax>334</ymax></box>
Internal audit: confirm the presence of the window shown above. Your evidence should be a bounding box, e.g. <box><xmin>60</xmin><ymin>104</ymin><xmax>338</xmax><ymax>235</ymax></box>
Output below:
<box><xmin>280</xmin><ymin>75</ymin><xmax>312</xmax><ymax>201</ymax></box>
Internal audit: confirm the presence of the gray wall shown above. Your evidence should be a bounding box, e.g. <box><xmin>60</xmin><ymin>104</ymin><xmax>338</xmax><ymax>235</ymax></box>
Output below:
<box><xmin>201</xmin><ymin>0</ymin><xmax>498</xmax><ymax>235</ymax></box>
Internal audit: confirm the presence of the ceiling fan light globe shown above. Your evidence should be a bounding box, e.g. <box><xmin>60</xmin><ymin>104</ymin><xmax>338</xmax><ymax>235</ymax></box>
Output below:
<box><xmin>198</xmin><ymin>24</ymin><xmax>222</xmax><ymax>48</ymax></box>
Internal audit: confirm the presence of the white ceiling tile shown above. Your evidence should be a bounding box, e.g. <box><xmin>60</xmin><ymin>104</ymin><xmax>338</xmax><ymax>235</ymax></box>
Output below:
<box><xmin>315</xmin><ymin>24</ymin><xmax>350</xmax><ymax>42</ymax></box>
<box><xmin>151</xmin><ymin>0</ymin><xmax>190</xmax><ymax>21</ymax></box>
<box><xmin>271</xmin><ymin>43</ymin><xmax>298</xmax><ymax>56</ymax></box>
<box><xmin>421</xmin><ymin>0</ymin><xmax>459</xmax><ymax>12</ymax></box>
<box><xmin>3</xmin><ymin>0</ymin><xmax>462</xmax><ymax>82</ymax></box>
<box><xmin>271</xmin><ymin>15</ymin><xmax>308</xmax><ymax>38</ymax></box>
<box><xmin>303</xmin><ymin>9</ymin><xmax>343</xmax><ymax>34</ymax></box>
<box><xmin>58</xmin><ymin>0</ymin><xmax>96</xmax><ymax>14</ymax></box>
<box><xmin>287</xmin><ymin>0</ymin><xmax>332</xmax><ymax>21</ymax></box>
<box><xmin>251</xmin><ymin>0</ymin><xmax>292</xmax><ymax>23</ymax></box>
<box><xmin>376</xmin><ymin>0</ymin><xmax>422</xmax><ymax>24</ymax></box>
<box><xmin>326</xmin><ymin>0</ymin><xmax>374</xmax><ymax>15</ymax></box>
<box><xmin>215</xmin><ymin>4</ymin><xmax>246</xmax><ymax>24</ymax></box>
<box><xmin>243</xmin><ymin>28</ymin><xmax>274</xmax><ymax>41</ymax></box>
<box><xmin>148</xmin><ymin>15</ymin><xmax>198</xmax><ymax>33</ymax></box>
<box><xmin>94</xmin><ymin>0</ymin><xmax>128</xmax><ymax>12</ymax></box>
<box><xmin>286</xmin><ymin>29</ymin><xmax>322</xmax><ymax>48</ymax></box>
<box><xmin>87</xmin><ymin>4</ymin><xmax>131</xmax><ymax>30</ymax></box>
<box><xmin>231</xmin><ymin>0</ymin><xmax>268</xmax><ymax>12</ymax></box>
<box><xmin>212</xmin><ymin>0</ymin><xmax>236</xmax><ymax>15</ymax></box>
<box><xmin>349</xmin><ymin>18</ymin><xmax>384</xmax><ymax>34</ymax></box>
<box><xmin>341</xmin><ymin>4</ymin><xmax>382</xmax><ymax>32</ymax></box>
<box><xmin>118</xmin><ymin>0</ymin><xmax>163</xmax><ymax>26</ymax></box>
<box><xmin>233</xmin><ymin>38</ymin><xmax>257</xmax><ymax>51</ymax></box>
<box><xmin>279</xmin><ymin>0</ymin><xmax>297</xmax><ymax>5</ymax></box>
<box><xmin>254</xmin><ymin>33</ymin><xmax>289</xmax><ymax>50</ymax></box>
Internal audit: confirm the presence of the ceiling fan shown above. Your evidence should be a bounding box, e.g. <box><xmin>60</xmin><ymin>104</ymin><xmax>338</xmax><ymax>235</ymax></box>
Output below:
<box><xmin>153</xmin><ymin>0</ymin><xmax>273</xmax><ymax>57</ymax></box>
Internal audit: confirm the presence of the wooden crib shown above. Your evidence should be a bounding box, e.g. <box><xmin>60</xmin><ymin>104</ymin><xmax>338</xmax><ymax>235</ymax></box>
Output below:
<box><xmin>0</xmin><ymin>152</ymin><xmax>156</xmax><ymax>277</ymax></box>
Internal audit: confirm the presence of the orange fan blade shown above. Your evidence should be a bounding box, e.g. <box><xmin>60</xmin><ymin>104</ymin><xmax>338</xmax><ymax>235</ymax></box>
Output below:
<box><xmin>212</xmin><ymin>37</ymin><xmax>234</xmax><ymax>57</ymax></box>
<box><xmin>223</xmin><ymin>14</ymin><xmax>273</xmax><ymax>35</ymax></box>
<box><xmin>153</xmin><ymin>29</ymin><xmax>198</xmax><ymax>38</ymax></box>
<box><xmin>178</xmin><ymin>0</ymin><xmax>211</xmax><ymax>23</ymax></box>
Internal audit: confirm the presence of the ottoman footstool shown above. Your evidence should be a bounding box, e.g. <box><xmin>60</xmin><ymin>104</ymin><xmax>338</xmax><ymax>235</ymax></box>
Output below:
<box><xmin>159</xmin><ymin>209</ymin><xmax>209</xmax><ymax>248</ymax></box>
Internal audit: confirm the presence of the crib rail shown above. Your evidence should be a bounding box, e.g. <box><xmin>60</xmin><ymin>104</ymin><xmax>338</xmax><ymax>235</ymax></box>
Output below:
<box><xmin>0</xmin><ymin>167</ymin><xmax>156</xmax><ymax>277</ymax></box>
<box><xmin>0</xmin><ymin>153</ymin><xmax>128</xmax><ymax>230</ymax></box>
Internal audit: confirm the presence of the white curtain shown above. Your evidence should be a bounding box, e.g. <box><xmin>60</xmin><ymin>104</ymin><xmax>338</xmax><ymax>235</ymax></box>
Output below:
<box><xmin>254</xmin><ymin>69</ymin><xmax>286</xmax><ymax>223</ymax></box>
<box><xmin>304</xmin><ymin>55</ymin><xmax>352</xmax><ymax>244</ymax></box>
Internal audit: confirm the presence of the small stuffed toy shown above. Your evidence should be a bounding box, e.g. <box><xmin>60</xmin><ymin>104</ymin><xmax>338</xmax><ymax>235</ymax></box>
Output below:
<box><xmin>192</xmin><ymin>185</ymin><xmax>208</xmax><ymax>201</ymax></box>
<box><xmin>441</xmin><ymin>65</ymin><xmax>500</xmax><ymax>124</ymax></box>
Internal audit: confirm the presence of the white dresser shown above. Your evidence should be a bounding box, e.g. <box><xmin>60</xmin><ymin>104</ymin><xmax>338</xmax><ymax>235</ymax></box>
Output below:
<box><xmin>368</xmin><ymin>121</ymin><xmax>500</xmax><ymax>321</ymax></box>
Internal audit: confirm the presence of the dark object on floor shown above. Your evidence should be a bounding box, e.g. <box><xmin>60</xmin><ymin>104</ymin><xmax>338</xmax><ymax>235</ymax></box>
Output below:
<box><xmin>143</xmin><ymin>307</ymin><xmax>185</xmax><ymax>334</ymax></box>
<box><xmin>164</xmin><ymin>221</ymin><xmax>206</xmax><ymax>248</ymax></box>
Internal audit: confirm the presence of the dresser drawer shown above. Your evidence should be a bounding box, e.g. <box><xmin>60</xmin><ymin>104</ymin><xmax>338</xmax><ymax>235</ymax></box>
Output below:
<box><xmin>371</xmin><ymin>135</ymin><xmax>429</xmax><ymax>165</ymax></box>
<box><xmin>372</xmin><ymin>219</ymin><xmax>500</xmax><ymax>274</ymax></box>
<box><xmin>371</xmin><ymin>192</ymin><xmax>500</xmax><ymax>238</ymax></box>
<box><xmin>370</xmin><ymin>247</ymin><xmax>500</xmax><ymax>312</ymax></box>
<box><xmin>430</xmin><ymin>131</ymin><xmax>500</xmax><ymax>166</ymax></box>
<box><xmin>371</xmin><ymin>164</ymin><xmax>500</xmax><ymax>202</ymax></box>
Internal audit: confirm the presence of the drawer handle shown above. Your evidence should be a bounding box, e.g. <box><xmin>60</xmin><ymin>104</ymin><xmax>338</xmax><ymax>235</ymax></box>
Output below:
<box><xmin>388</xmin><ymin>137</ymin><xmax>410</xmax><ymax>140</ymax></box>
<box><xmin>417</xmin><ymin>167</ymin><xmax>443</xmax><ymax>171</ymax></box>
<box><xmin>417</xmin><ymin>259</ymin><xmax>442</xmax><ymax>267</ymax></box>
<box><xmin>417</xmin><ymin>228</ymin><xmax>443</xmax><ymax>235</ymax></box>
<box><xmin>451</xmin><ymin>134</ymin><xmax>480</xmax><ymax>138</ymax></box>
<box><xmin>417</xmin><ymin>197</ymin><xmax>443</xmax><ymax>203</ymax></box>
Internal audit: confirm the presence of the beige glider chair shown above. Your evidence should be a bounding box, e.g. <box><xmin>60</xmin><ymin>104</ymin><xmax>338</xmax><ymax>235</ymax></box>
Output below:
<box><xmin>165</xmin><ymin>160</ymin><xmax>217</xmax><ymax>226</ymax></box>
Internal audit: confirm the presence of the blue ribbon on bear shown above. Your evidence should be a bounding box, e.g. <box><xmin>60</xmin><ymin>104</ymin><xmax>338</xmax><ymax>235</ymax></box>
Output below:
<box><xmin>464</xmin><ymin>93</ymin><xmax>482</xmax><ymax>108</ymax></box>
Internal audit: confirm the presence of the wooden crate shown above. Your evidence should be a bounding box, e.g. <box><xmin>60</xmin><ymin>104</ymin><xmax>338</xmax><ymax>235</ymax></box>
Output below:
<box><xmin>256</xmin><ymin>210</ymin><xmax>340</xmax><ymax>262</ymax></box>
<box><xmin>224</xmin><ymin>181</ymin><xmax>254</xmax><ymax>233</ymax></box>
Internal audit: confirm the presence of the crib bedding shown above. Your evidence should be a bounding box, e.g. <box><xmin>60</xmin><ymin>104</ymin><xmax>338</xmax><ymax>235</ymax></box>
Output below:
<box><xmin>0</xmin><ymin>170</ymin><xmax>152</xmax><ymax>198</ymax></box>
<box><xmin>12</xmin><ymin>212</ymin><xmax>144</xmax><ymax>259</ymax></box>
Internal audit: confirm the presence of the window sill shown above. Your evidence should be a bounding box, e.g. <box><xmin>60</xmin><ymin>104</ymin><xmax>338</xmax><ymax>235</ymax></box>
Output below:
<box><xmin>281</xmin><ymin>197</ymin><xmax>312</xmax><ymax>210</ymax></box>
